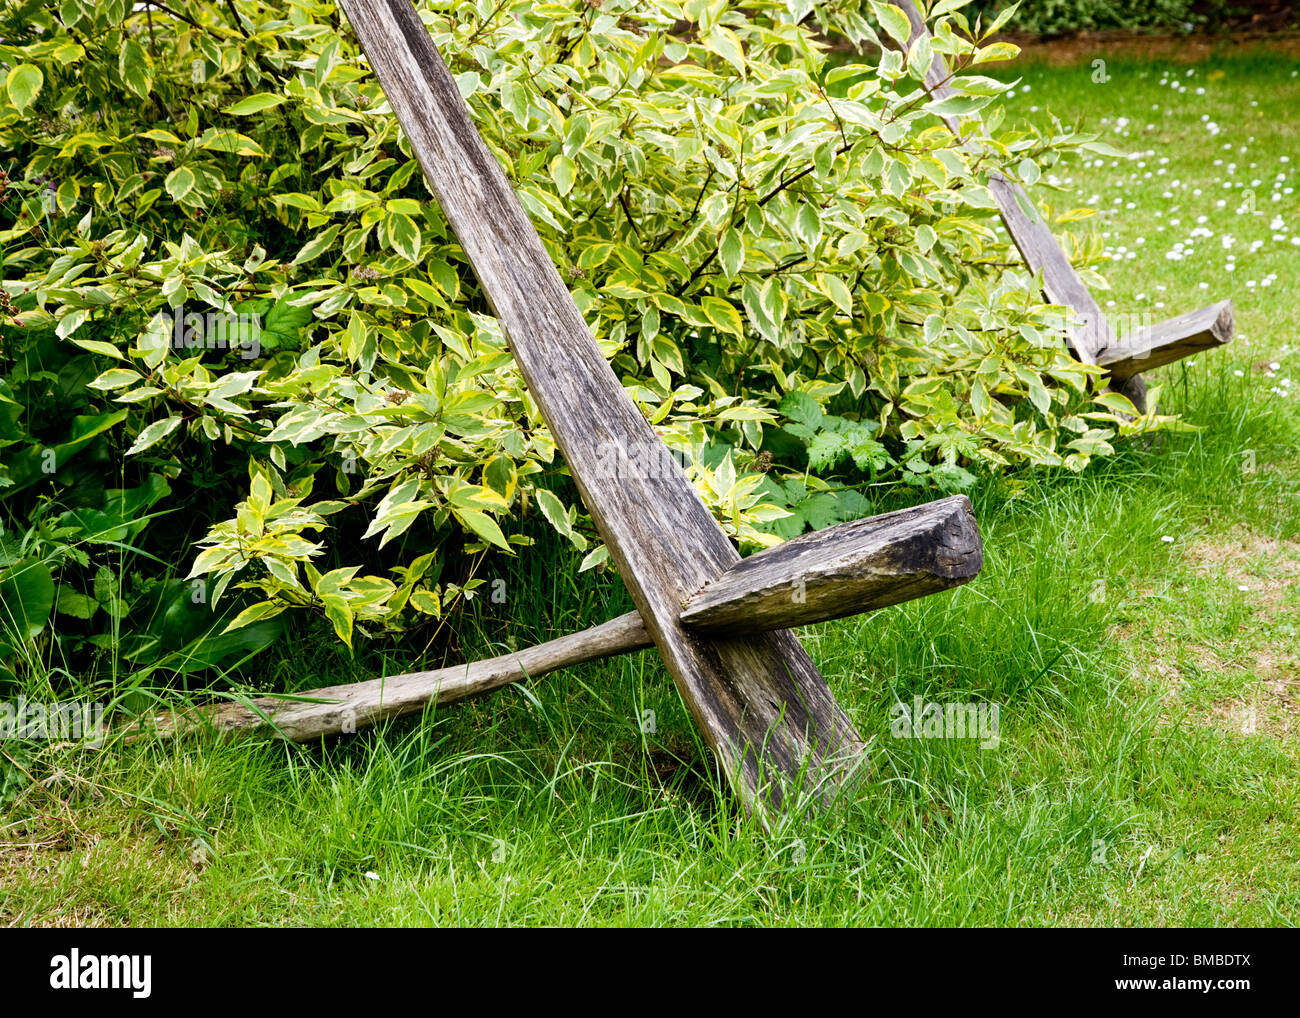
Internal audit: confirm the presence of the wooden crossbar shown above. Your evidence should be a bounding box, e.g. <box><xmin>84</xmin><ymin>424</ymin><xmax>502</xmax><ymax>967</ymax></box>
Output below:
<box><xmin>1096</xmin><ymin>299</ymin><xmax>1234</xmax><ymax>382</ymax></box>
<box><xmin>139</xmin><ymin>497</ymin><xmax>982</xmax><ymax>747</ymax></box>
<box><xmin>895</xmin><ymin>1</ymin><xmax>1233</xmax><ymax>405</ymax></box>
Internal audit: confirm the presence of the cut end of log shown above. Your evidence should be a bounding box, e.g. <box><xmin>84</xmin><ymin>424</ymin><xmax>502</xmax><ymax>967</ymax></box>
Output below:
<box><xmin>1098</xmin><ymin>299</ymin><xmax>1234</xmax><ymax>382</ymax></box>
<box><xmin>679</xmin><ymin>495</ymin><xmax>983</xmax><ymax>636</ymax></box>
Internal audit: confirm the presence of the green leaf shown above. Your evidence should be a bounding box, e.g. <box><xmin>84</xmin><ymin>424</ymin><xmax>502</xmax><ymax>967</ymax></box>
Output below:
<box><xmin>292</xmin><ymin>224</ymin><xmax>341</xmax><ymax>265</ymax></box>
<box><xmin>452</xmin><ymin>508</ymin><xmax>511</xmax><ymax>551</ymax></box>
<box><xmin>0</xmin><ymin>561</ymin><xmax>55</xmax><ymax>641</ymax></box>
<box><xmin>704</xmin><ymin>26</ymin><xmax>746</xmax><ymax>74</ymax></box>
<box><xmin>55</xmin><ymin>588</ymin><xmax>99</xmax><ymax>621</ymax></box>
<box><xmin>387</xmin><ymin>212</ymin><xmax>421</xmax><ymax>262</ymax></box>
<box><xmin>550</xmin><ymin>154</ymin><xmax>576</xmax><ymax>197</ymax></box>
<box><xmin>321</xmin><ymin>594</ymin><xmax>353</xmax><ymax>649</ymax></box>
<box><xmin>926</xmin><ymin>94</ymin><xmax>991</xmax><ymax>118</ymax></box>
<box><xmin>197</xmin><ymin>129</ymin><xmax>265</xmax><ymax>157</ymax></box>
<box><xmin>127</xmin><ymin>415</ymin><xmax>183</xmax><ymax>456</ymax></box>
<box><xmin>700</xmin><ymin>296</ymin><xmax>744</xmax><ymax>337</ymax></box>
<box><xmin>73</xmin><ymin>338</ymin><xmax>127</xmax><ymax>362</ymax></box>
<box><xmin>795</xmin><ymin>203</ymin><xmax>822</xmax><ymax>250</ymax></box>
<box><xmin>119</xmin><ymin>39</ymin><xmax>152</xmax><ymax>99</ymax></box>
<box><xmin>5</xmin><ymin>65</ymin><xmax>43</xmax><ymax>114</ymax></box>
<box><xmin>533</xmin><ymin>488</ymin><xmax>573</xmax><ymax>538</ymax></box>
<box><xmin>718</xmin><ymin>228</ymin><xmax>743</xmax><ymax>278</ymax></box>
<box><xmin>223</xmin><ymin>92</ymin><xmax>286</xmax><ymax>115</ymax></box>
<box><xmin>870</xmin><ymin>2</ymin><xmax>914</xmax><ymax>47</ymax></box>
<box><xmin>56</xmin><ymin>309</ymin><xmax>89</xmax><ymax>340</ymax></box>
<box><xmin>823</xmin><ymin>275</ymin><xmax>854</xmax><ymax>315</ymax></box>
<box><xmin>88</xmin><ymin>367</ymin><xmax>141</xmax><ymax>390</ymax></box>
<box><xmin>779</xmin><ymin>391</ymin><xmax>824</xmax><ymax>429</ymax></box>
<box><xmin>409</xmin><ymin>589</ymin><xmax>441</xmax><ymax>616</ymax></box>
<box><xmin>165</xmin><ymin>166</ymin><xmax>196</xmax><ymax>202</ymax></box>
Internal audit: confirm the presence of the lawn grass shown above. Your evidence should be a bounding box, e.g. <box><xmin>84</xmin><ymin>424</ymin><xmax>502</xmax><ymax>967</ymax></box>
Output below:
<box><xmin>2</xmin><ymin>40</ymin><xmax>1298</xmax><ymax>928</ymax></box>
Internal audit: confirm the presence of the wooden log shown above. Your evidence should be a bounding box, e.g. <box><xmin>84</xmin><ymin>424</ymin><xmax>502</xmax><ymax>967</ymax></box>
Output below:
<box><xmin>681</xmin><ymin>495</ymin><xmax>981</xmax><ymax>635</ymax></box>
<box><xmin>134</xmin><ymin>611</ymin><xmax>651</xmax><ymax>744</ymax></box>
<box><xmin>337</xmin><ymin>0</ymin><xmax>864</xmax><ymax>814</ymax></box>
<box><xmin>138</xmin><ymin>497</ymin><xmax>984</xmax><ymax>744</ymax></box>
<box><xmin>1096</xmin><ymin>300</ymin><xmax>1234</xmax><ymax>381</ymax></box>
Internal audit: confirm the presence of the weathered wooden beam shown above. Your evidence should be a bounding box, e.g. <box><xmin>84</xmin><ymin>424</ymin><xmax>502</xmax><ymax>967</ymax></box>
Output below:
<box><xmin>1096</xmin><ymin>300</ymin><xmax>1234</xmax><ymax>382</ymax></box>
<box><xmin>896</xmin><ymin>0</ymin><xmax>1113</xmax><ymax>364</ymax></box>
<box><xmin>681</xmin><ymin>495</ymin><xmax>981</xmax><ymax>635</ymax></box>
<box><xmin>141</xmin><ymin>497</ymin><xmax>982</xmax><ymax>744</ymax></box>
<box><xmin>895</xmin><ymin>0</ymin><xmax>1232</xmax><ymax>399</ymax></box>
<box><xmin>137</xmin><ymin>611</ymin><xmax>651</xmax><ymax>744</ymax></box>
<box><xmin>337</xmin><ymin>0</ymin><xmax>864</xmax><ymax>814</ymax></box>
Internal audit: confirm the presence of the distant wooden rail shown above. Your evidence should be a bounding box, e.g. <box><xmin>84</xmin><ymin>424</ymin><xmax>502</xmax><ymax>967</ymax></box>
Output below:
<box><xmin>897</xmin><ymin>0</ymin><xmax>1233</xmax><ymax>408</ymax></box>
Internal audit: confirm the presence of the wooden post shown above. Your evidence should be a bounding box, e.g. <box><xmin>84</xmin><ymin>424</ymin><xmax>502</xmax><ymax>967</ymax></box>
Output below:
<box><xmin>336</xmin><ymin>0</ymin><xmax>864</xmax><ymax>813</ymax></box>
<box><xmin>895</xmin><ymin>0</ymin><xmax>1232</xmax><ymax>408</ymax></box>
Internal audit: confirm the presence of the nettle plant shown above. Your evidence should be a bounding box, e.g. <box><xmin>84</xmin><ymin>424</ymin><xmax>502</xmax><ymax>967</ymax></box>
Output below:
<box><xmin>1</xmin><ymin>0</ymin><xmax>1162</xmax><ymax>649</ymax></box>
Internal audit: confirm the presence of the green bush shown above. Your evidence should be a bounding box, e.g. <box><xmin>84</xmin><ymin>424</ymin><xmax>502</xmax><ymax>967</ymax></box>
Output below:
<box><xmin>0</xmin><ymin>0</ymin><xmax>1159</xmax><ymax>678</ymax></box>
<box><xmin>968</xmin><ymin>0</ymin><xmax>1253</xmax><ymax>34</ymax></box>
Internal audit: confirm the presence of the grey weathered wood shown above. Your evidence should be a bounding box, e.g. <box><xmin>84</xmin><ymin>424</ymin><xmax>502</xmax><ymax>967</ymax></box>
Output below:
<box><xmin>140</xmin><ymin>496</ymin><xmax>984</xmax><ymax>743</ymax></box>
<box><xmin>985</xmin><ymin>175</ymin><xmax>1115</xmax><ymax>362</ymax></box>
<box><xmin>1096</xmin><ymin>300</ymin><xmax>1233</xmax><ymax>381</ymax></box>
<box><xmin>137</xmin><ymin>611</ymin><xmax>651</xmax><ymax>744</ymax></box>
<box><xmin>681</xmin><ymin>495</ymin><xmax>981</xmax><ymax>635</ymax></box>
<box><xmin>896</xmin><ymin>0</ymin><xmax>1232</xmax><ymax>392</ymax></box>
<box><xmin>338</xmin><ymin>0</ymin><xmax>864</xmax><ymax>813</ymax></box>
<box><xmin>897</xmin><ymin>0</ymin><xmax>1112</xmax><ymax>363</ymax></box>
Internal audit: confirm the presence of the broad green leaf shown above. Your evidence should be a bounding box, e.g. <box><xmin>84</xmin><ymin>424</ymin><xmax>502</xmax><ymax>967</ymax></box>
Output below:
<box><xmin>223</xmin><ymin>600</ymin><xmax>287</xmax><ymax>632</ymax></box>
<box><xmin>0</xmin><ymin>561</ymin><xmax>55</xmax><ymax>640</ymax></box>
<box><xmin>119</xmin><ymin>39</ymin><xmax>152</xmax><ymax>99</ymax></box>
<box><xmin>320</xmin><ymin>594</ymin><xmax>353</xmax><ymax>648</ymax></box>
<box><xmin>293</xmin><ymin>224</ymin><xmax>341</xmax><ymax>264</ymax></box>
<box><xmin>88</xmin><ymin>367</ymin><xmax>141</xmax><ymax>390</ymax></box>
<box><xmin>56</xmin><ymin>309</ymin><xmax>89</xmax><ymax>339</ymax></box>
<box><xmin>6</xmin><ymin>65</ymin><xmax>43</xmax><ymax>114</ymax></box>
<box><xmin>795</xmin><ymin>204</ymin><xmax>822</xmax><ymax>249</ymax></box>
<box><xmin>165</xmin><ymin>166</ymin><xmax>196</xmax><ymax>202</ymax></box>
<box><xmin>127</xmin><ymin>415</ymin><xmax>183</xmax><ymax>456</ymax></box>
<box><xmin>870</xmin><ymin>2</ymin><xmax>914</xmax><ymax>47</ymax></box>
<box><xmin>197</xmin><ymin>129</ymin><xmax>265</xmax><ymax>157</ymax></box>
<box><xmin>550</xmin><ymin>154</ymin><xmax>576</xmax><ymax>197</ymax></box>
<box><xmin>224</xmin><ymin>93</ymin><xmax>286</xmax><ymax>115</ymax></box>
<box><xmin>533</xmin><ymin>488</ymin><xmax>572</xmax><ymax>538</ymax></box>
<box><xmin>452</xmin><ymin>508</ymin><xmax>511</xmax><ymax>551</ymax></box>
<box><xmin>718</xmin><ymin>227</ymin><xmax>743</xmax><ymax>278</ymax></box>
<box><xmin>700</xmin><ymin>296</ymin><xmax>744</xmax><ymax>337</ymax></box>
<box><xmin>387</xmin><ymin>212</ymin><xmax>421</xmax><ymax>262</ymax></box>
